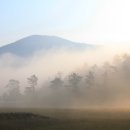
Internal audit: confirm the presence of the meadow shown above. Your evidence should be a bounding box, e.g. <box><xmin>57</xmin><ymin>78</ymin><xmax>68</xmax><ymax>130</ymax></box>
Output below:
<box><xmin>0</xmin><ymin>108</ymin><xmax>130</xmax><ymax>130</ymax></box>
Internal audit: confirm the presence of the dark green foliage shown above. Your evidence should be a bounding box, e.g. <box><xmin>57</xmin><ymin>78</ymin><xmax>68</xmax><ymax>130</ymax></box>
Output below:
<box><xmin>0</xmin><ymin>112</ymin><xmax>56</xmax><ymax>130</ymax></box>
<box><xmin>0</xmin><ymin>112</ymin><xmax>49</xmax><ymax>120</ymax></box>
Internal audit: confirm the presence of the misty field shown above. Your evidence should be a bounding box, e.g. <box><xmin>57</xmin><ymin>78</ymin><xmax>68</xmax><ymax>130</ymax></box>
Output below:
<box><xmin>0</xmin><ymin>108</ymin><xmax>130</xmax><ymax>130</ymax></box>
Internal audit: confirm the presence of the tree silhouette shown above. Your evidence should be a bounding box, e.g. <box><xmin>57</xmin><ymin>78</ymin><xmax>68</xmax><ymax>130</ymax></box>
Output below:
<box><xmin>27</xmin><ymin>75</ymin><xmax>38</xmax><ymax>88</ymax></box>
<box><xmin>5</xmin><ymin>79</ymin><xmax>21</xmax><ymax>101</ymax></box>
<box><xmin>51</xmin><ymin>77</ymin><xmax>64</xmax><ymax>88</ymax></box>
<box><xmin>25</xmin><ymin>75</ymin><xmax>38</xmax><ymax>96</ymax></box>
<box><xmin>85</xmin><ymin>71</ymin><xmax>95</xmax><ymax>88</ymax></box>
<box><xmin>50</xmin><ymin>73</ymin><xmax>64</xmax><ymax>89</ymax></box>
<box><xmin>68</xmin><ymin>73</ymin><xmax>82</xmax><ymax>88</ymax></box>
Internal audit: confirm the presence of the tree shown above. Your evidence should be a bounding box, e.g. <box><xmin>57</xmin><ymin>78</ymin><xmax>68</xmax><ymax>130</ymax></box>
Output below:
<box><xmin>25</xmin><ymin>75</ymin><xmax>38</xmax><ymax>96</ymax></box>
<box><xmin>24</xmin><ymin>75</ymin><xmax>38</xmax><ymax>106</ymax></box>
<box><xmin>50</xmin><ymin>73</ymin><xmax>64</xmax><ymax>89</ymax></box>
<box><xmin>121</xmin><ymin>54</ymin><xmax>130</xmax><ymax>80</ymax></box>
<box><xmin>27</xmin><ymin>75</ymin><xmax>38</xmax><ymax>92</ymax></box>
<box><xmin>85</xmin><ymin>71</ymin><xmax>95</xmax><ymax>88</ymax></box>
<box><xmin>68</xmin><ymin>73</ymin><xmax>82</xmax><ymax>88</ymax></box>
<box><xmin>5</xmin><ymin>79</ymin><xmax>21</xmax><ymax>101</ymax></box>
<box><xmin>51</xmin><ymin>77</ymin><xmax>64</xmax><ymax>88</ymax></box>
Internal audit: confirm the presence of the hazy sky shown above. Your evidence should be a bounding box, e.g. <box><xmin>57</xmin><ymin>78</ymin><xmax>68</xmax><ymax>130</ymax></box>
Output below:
<box><xmin>1</xmin><ymin>0</ymin><xmax>130</xmax><ymax>46</ymax></box>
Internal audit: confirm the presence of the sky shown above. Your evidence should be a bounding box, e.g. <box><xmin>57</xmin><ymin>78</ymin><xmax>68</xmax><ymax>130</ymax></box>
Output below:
<box><xmin>0</xmin><ymin>0</ymin><xmax>130</xmax><ymax>46</ymax></box>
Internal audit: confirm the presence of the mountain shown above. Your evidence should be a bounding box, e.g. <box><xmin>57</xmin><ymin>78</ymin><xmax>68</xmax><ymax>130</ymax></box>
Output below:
<box><xmin>0</xmin><ymin>35</ymin><xmax>95</xmax><ymax>57</ymax></box>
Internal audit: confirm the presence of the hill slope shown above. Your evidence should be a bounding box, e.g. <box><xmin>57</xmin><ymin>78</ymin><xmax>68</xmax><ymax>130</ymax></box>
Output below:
<box><xmin>0</xmin><ymin>35</ymin><xmax>95</xmax><ymax>57</ymax></box>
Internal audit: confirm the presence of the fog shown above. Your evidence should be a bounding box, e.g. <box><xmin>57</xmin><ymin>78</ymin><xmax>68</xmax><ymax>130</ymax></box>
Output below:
<box><xmin>1</xmin><ymin>44</ymin><xmax>130</xmax><ymax>109</ymax></box>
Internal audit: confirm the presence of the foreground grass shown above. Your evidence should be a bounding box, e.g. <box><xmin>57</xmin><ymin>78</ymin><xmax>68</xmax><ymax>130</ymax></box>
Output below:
<box><xmin>0</xmin><ymin>108</ymin><xmax>130</xmax><ymax>130</ymax></box>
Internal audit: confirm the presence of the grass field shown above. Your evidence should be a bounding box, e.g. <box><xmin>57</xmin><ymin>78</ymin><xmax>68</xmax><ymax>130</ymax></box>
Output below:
<box><xmin>0</xmin><ymin>108</ymin><xmax>130</xmax><ymax>130</ymax></box>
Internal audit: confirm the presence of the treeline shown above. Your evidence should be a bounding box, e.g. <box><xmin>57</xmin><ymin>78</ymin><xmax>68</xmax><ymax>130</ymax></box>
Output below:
<box><xmin>1</xmin><ymin>54</ymin><xmax>130</xmax><ymax>108</ymax></box>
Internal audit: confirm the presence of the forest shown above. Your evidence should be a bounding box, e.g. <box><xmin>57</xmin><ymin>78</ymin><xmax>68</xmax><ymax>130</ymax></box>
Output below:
<box><xmin>1</xmin><ymin>53</ymin><xmax>130</xmax><ymax>108</ymax></box>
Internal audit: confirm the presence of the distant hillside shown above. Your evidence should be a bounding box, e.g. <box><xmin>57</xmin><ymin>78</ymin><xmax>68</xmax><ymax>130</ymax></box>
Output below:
<box><xmin>0</xmin><ymin>35</ymin><xmax>95</xmax><ymax>57</ymax></box>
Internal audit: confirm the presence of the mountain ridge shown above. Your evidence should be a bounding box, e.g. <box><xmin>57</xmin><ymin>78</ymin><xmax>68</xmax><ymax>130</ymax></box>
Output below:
<box><xmin>0</xmin><ymin>35</ymin><xmax>95</xmax><ymax>57</ymax></box>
